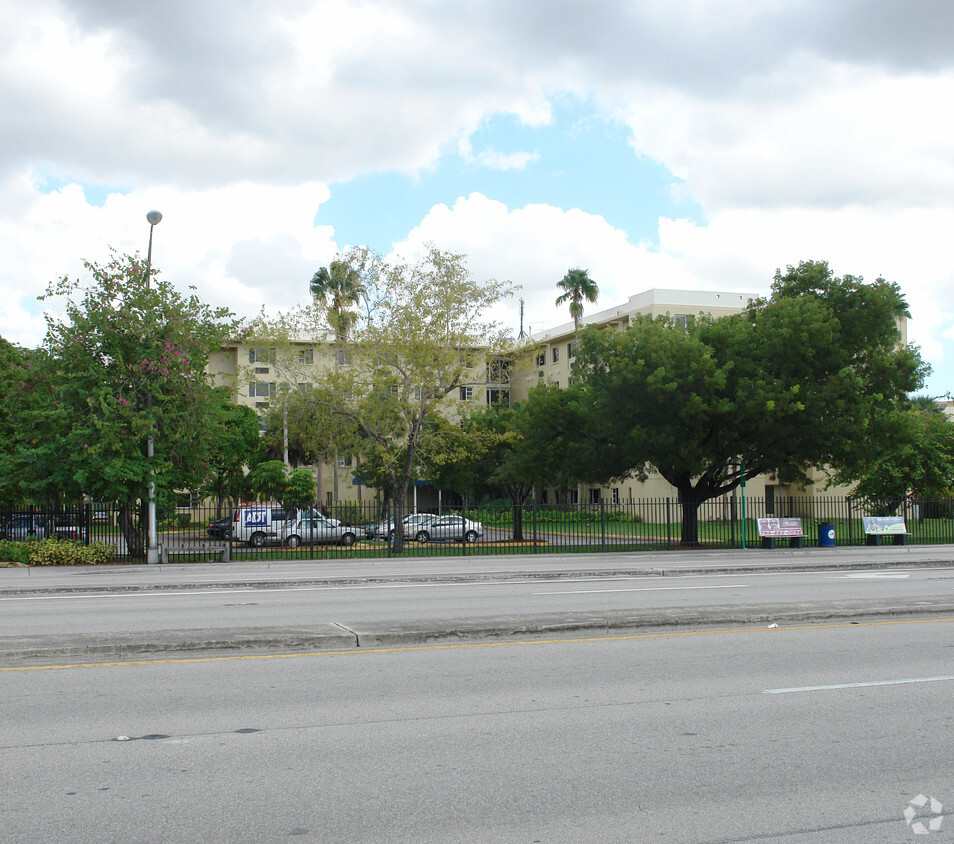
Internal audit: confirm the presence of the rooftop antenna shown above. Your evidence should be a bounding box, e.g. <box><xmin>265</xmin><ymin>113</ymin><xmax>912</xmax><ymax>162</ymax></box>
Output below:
<box><xmin>518</xmin><ymin>297</ymin><xmax>527</xmax><ymax>339</ymax></box>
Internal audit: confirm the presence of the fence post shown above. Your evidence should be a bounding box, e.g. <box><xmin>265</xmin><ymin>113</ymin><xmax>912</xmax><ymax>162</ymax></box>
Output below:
<box><xmin>532</xmin><ymin>497</ymin><xmax>538</xmax><ymax>553</ymax></box>
<box><xmin>666</xmin><ymin>498</ymin><xmax>672</xmax><ymax>549</ymax></box>
<box><xmin>847</xmin><ymin>497</ymin><xmax>853</xmax><ymax>546</ymax></box>
<box><xmin>600</xmin><ymin>497</ymin><xmax>606</xmax><ymax>552</ymax></box>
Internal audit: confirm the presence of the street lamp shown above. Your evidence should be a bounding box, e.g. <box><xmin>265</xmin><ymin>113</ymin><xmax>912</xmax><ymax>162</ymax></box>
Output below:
<box><xmin>145</xmin><ymin>210</ymin><xmax>162</xmax><ymax>564</ymax></box>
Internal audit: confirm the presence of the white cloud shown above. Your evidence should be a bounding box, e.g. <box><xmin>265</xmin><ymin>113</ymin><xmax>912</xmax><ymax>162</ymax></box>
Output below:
<box><xmin>0</xmin><ymin>175</ymin><xmax>337</xmax><ymax>345</ymax></box>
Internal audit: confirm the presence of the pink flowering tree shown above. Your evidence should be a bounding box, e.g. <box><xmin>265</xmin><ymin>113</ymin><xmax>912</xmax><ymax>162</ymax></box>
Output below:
<box><xmin>6</xmin><ymin>252</ymin><xmax>236</xmax><ymax>555</ymax></box>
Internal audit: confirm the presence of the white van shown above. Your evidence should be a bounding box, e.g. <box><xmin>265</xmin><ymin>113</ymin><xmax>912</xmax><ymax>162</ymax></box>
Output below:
<box><xmin>232</xmin><ymin>504</ymin><xmax>319</xmax><ymax>547</ymax></box>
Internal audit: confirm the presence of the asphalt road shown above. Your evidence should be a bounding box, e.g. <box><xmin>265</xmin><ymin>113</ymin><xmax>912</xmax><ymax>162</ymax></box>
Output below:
<box><xmin>2</xmin><ymin>617</ymin><xmax>951</xmax><ymax>842</ymax></box>
<box><xmin>4</xmin><ymin>567</ymin><xmax>954</xmax><ymax>636</ymax></box>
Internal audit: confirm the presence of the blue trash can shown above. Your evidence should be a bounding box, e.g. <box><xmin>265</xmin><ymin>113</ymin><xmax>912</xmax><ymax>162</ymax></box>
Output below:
<box><xmin>818</xmin><ymin>523</ymin><xmax>835</xmax><ymax>547</ymax></box>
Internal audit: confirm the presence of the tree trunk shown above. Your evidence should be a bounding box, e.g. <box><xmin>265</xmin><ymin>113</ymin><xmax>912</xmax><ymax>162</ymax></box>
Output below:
<box><xmin>118</xmin><ymin>500</ymin><xmax>146</xmax><ymax>559</ymax></box>
<box><xmin>679</xmin><ymin>495</ymin><xmax>703</xmax><ymax>546</ymax></box>
<box><xmin>511</xmin><ymin>501</ymin><xmax>524</xmax><ymax>541</ymax></box>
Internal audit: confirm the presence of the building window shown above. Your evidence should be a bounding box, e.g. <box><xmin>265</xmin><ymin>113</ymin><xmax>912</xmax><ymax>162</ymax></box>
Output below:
<box><xmin>570</xmin><ymin>488</ymin><xmax>579</xmax><ymax>505</ymax></box>
<box><xmin>568</xmin><ymin>341</ymin><xmax>577</xmax><ymax>358</ymax></box>
<box><xmin>486</xmin><ymin>358</ymin><xmax>510</xmax><ymax>383</ymax></box>
<box><xmin>589</xmin><ymin>488</ymin><xmax>601</xmax><ymax>505</ymax></box>
<box><xmin>176</xmin><ymin>492</ymin><xmax>198</xmax><ymax>509</ymax></box>
<box><xmin>540</xmin><ymin>489</ymin><xmax>548</xmax><ymax>505</ymax></box>
<box><xmin>460</xmin><ymin>386</ymin><xmax>474</xmax><ymax>401</ymax></box>
<box><xmin>254</xmin><ymin>366</ymin><xmax>270</xmax><ymax>374</ymax></box>
<box><xmin>535</xmin><ymin>352</ymin><xmax>546</xmax><ymax>367</ymax></box>
<box><xmin>336</xmin><ymin>350</ymin><xmax>351</xmax><ymax>366</ymax></box>
<box><xmin>611</xmin><ymin>488</ymin><xmax>620</xmax><ymax>505</ymax></box>
<box><xmin>336</xmin><ymin>454</ymin><xmax>352</xmax><ymax>467</ymax></box>
<box><xmin>249</xmin><ymin>347</ymin><xmax>276</xmax><ymax>364</ymax></box>
<box><xmin>298</xmin><ymin>348</ymin><xmax>314</xmax><ymax>364</ymax></box>
<box><xmin>552</xmin><ymin>346</ymin><xmax>559</xmax><ymax>363</ymax></box>
<box><xmin>486</xmin><ymin>388</ymin><xmax>509</xmax><ymax>406</ymax></box>
<box><xmin>297</xmin><ymin>382</ymin><xmax>311</xmax><ymax>390</ymax></box>
<box><xmin>674</xmin><ymin>314</ymin><xmax>688</xmax><ymax>329</ymax></box>
<box><xmin>249</xmin><ymin>382</ymin><xmax>276</xmax><ymax>398</ymax></box>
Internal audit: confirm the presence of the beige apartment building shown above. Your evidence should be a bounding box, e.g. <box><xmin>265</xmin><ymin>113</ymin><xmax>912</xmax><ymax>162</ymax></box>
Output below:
<box><xmin>206</xmin><ymin>288</ymin><xmax>869</xmax><ymax>511</ymax></box>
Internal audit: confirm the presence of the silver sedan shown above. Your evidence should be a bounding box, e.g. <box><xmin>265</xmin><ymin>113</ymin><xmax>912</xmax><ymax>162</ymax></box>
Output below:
<box><xmin>283</xmin><ymin>516</ymin><xmax>358</xmax><ymax>547</ymax></box>
<box><xmin>413</xmin><ymin>515</ymin><xmax>483</xmax><ymax>543</ymax></box>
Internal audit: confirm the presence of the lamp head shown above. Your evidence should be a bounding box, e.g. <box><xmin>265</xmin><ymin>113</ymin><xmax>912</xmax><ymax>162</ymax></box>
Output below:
<box><xmin>146</xmin><ymin>210</ymin><xmax>163</xmax><ymax>226</ymax></box>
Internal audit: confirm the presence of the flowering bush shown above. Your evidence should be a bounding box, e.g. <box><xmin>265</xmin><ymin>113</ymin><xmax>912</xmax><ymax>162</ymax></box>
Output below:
<box><xmin>25</xmin><ymin>539</ymin><xmax>116</xmax><ymax>566</ymax></box>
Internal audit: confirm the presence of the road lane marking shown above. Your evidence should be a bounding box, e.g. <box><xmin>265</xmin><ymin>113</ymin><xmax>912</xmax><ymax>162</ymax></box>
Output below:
<box><xmin>535</xmin><ymin>584</ymin><xmax>748</xmax><ymax>595</ymax></box>
<box><xmin>833</xmin><ymin>573</ymin><xmax>910</xmax><ymax>579</ymax></box>
<box><xmin>764</xmin><ymin>675</ymin><xmax>954</xmax><ymax>694</ymax></box>
<box><xmin>6</xmin><ymin>616</ymin><xmax>954</xmax><ymax>673</ymax></box>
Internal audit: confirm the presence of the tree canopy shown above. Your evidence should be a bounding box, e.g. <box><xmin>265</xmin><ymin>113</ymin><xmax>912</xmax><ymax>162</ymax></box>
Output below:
<box><xmin>250</xmin><ymin>245</ymin><xmax>516</xmax><ymax>550</ymax></box>
<box><xmin>570</xmin><ymin>260</ymin><xmax>926</xmax><ymax>543</ymax></box>
<box><xmin>0</xmin><ymin>252</ymin><xmax>236</xmax><ymax>554</ymax></box>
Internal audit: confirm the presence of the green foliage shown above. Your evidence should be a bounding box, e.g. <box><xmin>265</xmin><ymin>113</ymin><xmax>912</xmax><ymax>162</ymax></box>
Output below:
<box><xmin>0</xmin><ymin>253</ymin><xmax>236</xmax><ymax>556</ymax></box>
<box><xmin>570</xmin><ymin>260</ymin><xmax>926</xmax><ymax>544</ymax></box>
<box><xmin>0</xmin><ymin>539</ymin><xmax>33</xmax><ymax>564</ymax></box>
<box><xmin>246</xmin><ymin>460</ymin><xmax>317</xmax><ymax>512</ymax></box>
<box><xmin>836</xmin><ymin>399</ymin><xmax>954</xmax><ymax>513</ymax></box>
<box><xmin>284</xmin><ymin>467</ymin><xmax>317</xmax><ymax>511</ymax></box>
<box><xmin>25</xmin><ymin>539</ymin><xmax>116</xmax><ymax>566</ymax></box>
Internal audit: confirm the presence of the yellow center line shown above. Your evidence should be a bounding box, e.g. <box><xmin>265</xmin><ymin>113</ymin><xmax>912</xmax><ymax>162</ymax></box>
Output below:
<box><xmin>4</xmin><ymin>616</ymin><xmax>954</xmax><ymax>672</ymax></box>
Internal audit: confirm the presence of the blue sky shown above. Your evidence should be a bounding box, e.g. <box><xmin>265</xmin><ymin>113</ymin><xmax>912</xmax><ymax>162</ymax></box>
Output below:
<box><xmin>318</xmin><ymin>99</ymin><xmax>704</xmax><ymax>256</ymax></box>
<box><xmin>2</xmin><ymin>1</ymin><xmax>954</xmax><ymax>396</ymax></box>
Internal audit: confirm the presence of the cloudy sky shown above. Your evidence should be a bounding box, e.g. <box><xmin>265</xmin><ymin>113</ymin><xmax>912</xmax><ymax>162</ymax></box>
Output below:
<box><xmin>3</xmin><ymin>0</ymin><xmax>953</xmax><ymax>394</ymax></box>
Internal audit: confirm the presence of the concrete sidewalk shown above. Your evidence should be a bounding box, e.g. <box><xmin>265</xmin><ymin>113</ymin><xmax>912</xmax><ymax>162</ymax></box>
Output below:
<box><xmin>2</xmin><ymin>544</ymin><xmax>954</xmax><ymax>661</ymax></box>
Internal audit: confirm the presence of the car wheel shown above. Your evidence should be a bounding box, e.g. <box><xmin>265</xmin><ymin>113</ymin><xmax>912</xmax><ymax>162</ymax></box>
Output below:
<box><xmin>464</xmin><ymin>530</ymin><xmax>478</xmax><ymax>543</ymax></box>
<box><xmin>415</xmin><ymin>530</ymin><xmax>429</xmax><ymax>543</ymax></box>
<box><xmin>249</xmin><ymin>532</ymin><xmax>266</xmax><ymax>548</ymax></box>
<box><xmin>340</xmin><ymin>532</ymin><xmax>356</xmax><ymax>546</ymax></box>
<box><xmin>286</xmin><ymin>535</ymin><xmax>301</xmax><ymax>548</ymax></box>
<box><xmin>388</xmin><ymin>530</ymin><xmax>395</xmax><ymax>542</ymax></box>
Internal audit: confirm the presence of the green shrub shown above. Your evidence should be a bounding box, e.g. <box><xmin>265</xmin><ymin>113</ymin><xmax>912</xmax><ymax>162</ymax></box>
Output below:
<box><xmin>159</xmin><ymin>513</ymin><xmax>192</xmax><ymax>530</ymax></box>
<box><xmin>28</xmin><ymin>539</ymin><xmax>116</xmax><ymax>566</ymax></box>
<box><xmin>0</xmin><ymin>540</ymin><xmax>33</xmax><ymax>564</ymax></box>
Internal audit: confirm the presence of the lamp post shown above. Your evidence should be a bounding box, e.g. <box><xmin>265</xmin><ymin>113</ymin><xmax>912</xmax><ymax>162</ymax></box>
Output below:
<box><xmin>145</xmin><ymin>210</ymin><xmax>162</xmax><ymax>564</ymax></box>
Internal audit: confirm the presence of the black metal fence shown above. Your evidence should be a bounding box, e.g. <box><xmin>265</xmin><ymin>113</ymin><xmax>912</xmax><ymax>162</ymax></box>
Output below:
<box><xmin>2</xmin><ymin>495</ymin><xmax>951</xmax><ymax>563</ymax></box>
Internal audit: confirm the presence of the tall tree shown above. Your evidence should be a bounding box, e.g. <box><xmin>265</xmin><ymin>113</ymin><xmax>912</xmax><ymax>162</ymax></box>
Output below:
<box><xmin>1</xmin><ymin>252</ymin><xmax>235</xmax><ymax>555</ymax></box>
<box><xmin>570</xmin><ymin>261</ymin><xmax>926</xmax><ymax>544</ymax></box>
<box><xmin>315</xmin><ymin>245</ymin><xmax>515</xmax><ymax>551</ymax></box>
<box><xmin>309</xmin><ymin>259</ymin><xmax>365</xmax><ymax>341</ymax></box>
<box><xmin>555</xmin><ymin>267</ymin><xmax>599</xmax><ymax>332</ymax></box>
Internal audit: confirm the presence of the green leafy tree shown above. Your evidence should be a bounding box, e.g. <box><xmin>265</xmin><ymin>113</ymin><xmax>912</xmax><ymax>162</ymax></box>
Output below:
<box><xmin>555</xmin><ymin>267</ymin><xmax>599</xmax><ymax>332</ymax></box>
<box><xmin>199</xmin><ymin>389</ymin><xmax>263</xmax><ymax>516</ymax></box>
<box><xmin>834</xmin><ymin>398</ymin><xmax>954</xmax><ymax>514</ymax></box>
<box><xmin>315</xmin><ymin>245</ymin><xmax>515</xmax><ymax>551</ymax></box>
<box><xmin>571</xmin><ymin>260</ymin><xmax>926</xmax><ymax>544</ymax></box>
<box><xmin>0</xmin><ymin>253</ymin><xmax>235</xmax><ymax>555</ymax></box>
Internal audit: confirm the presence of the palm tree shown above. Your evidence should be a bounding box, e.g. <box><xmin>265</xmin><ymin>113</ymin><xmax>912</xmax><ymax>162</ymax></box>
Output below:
<box><xmin>555</xmin><ymin>267</ymin><xmax>599</xmax><ymax>332</ymax></box>
<box><xmin>309</xmin><ymin>260</ymin><xmax>365</xmax><ymax>341</ymax></box>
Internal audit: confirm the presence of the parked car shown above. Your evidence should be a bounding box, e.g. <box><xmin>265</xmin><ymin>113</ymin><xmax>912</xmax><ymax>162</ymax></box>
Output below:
<box><xmin>413</xmin><ymin>515</ymin><xmax>483</xmax><ymax>543</ymax></box>
<box><xmin>207</xmin><ymin>516</ymin><xmax>233</xmax><ymax>540</ymax></box>
<box><xmin>366</xmin><ymin>513</ymin><xmax>437</xmax><ymax>541</ymax></box>
<box><xmin>283</xmin><ymin>515</ymin><xmax>357</xmax><ymax>548</ymax></box>
<box><xmin>0</xmin><ymin>513</ymin><xmax>46</xmax><ymax>541</ymax></box>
